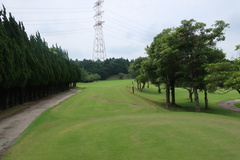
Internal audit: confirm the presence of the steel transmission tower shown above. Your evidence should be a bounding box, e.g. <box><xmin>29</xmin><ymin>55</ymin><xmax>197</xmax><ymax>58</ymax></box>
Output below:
<box><xmin>93</xmin><ymin>0</ymin><xmax>106</xmax><ymax>61</ymax></box>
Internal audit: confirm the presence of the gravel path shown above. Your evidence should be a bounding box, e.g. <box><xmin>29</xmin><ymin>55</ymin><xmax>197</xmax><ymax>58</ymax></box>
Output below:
<box><xmin>0</xmin><ymin>89</ymin><xmax>80</xmax><ymax>158</ymax></box>
<box><xmin>216</xmin><ymin>99</ymin><xmax>240</xmax><ymax>112</ymax></box>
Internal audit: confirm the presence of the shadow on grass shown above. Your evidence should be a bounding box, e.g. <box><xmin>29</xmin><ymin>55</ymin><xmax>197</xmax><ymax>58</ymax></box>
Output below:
<box><xmin>203</xmin><ymin>105</ymin><xmax>240</xmax><ymax>118</ymax></box>
<box><xmin>170</xmin><ymin>100</ymin><xmax>240</xmax><ymax>118</ymax></box>
<box><xmin>133</xmin><ymin>88</ymin><xmax>196</xmax><ymax>112</ymax></box>
<box><xmin>129</xmin><ymin>89</ymin><xmax>166</xmax><ymax>111</ymax></box>
<box><xmin>132</xmin><ymin>88</ymin><xmax>240</xmax><ymax>118</ymax></box>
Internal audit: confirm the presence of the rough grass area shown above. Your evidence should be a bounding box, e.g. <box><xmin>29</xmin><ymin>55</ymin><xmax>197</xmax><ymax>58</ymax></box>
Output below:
<box><xmin>2</xmin><ymin>80</ymin><xmax>240</xmax><ymax>160</ymax></box>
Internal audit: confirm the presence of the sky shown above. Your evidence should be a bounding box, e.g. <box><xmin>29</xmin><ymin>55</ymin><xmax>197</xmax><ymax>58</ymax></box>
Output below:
<box><xmin>1</xmin><ymin>0</ymin><xmax>240</xmax><ymax>60</ymax></box>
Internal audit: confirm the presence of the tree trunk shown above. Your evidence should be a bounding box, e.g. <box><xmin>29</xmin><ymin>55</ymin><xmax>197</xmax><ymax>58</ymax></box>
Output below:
<box><xmin>141</xmin><ymin>82</ymin><xmax>145</xmax><ymax>92</ymax></box>
<box><xmin>19</xmin><ymin>88</ymin><xmax>24</xmax><ymax>104</ymax></box>
<box><xmin>193</xmin><ymin>87</ymin><xmax>200</xmax><ymax>112</ymax></box>
<box><xmin>132</xmin><ymin>82</ymin><xmax>134</xmax><ymax>94</ymax></box>
<box><xmin>10</xmin><ymin>89</ymin><xmax>15</xmax><ymax>107</ymax></box>
<box><xmin>171</xmin><ymin>85</ymin><xmax>176</xmax><ymax>106</ymax></box>
<box><xmin>29</xmin><ymin>87</ymin><xmax>33</xmax><ymax>101</ymax></box>
<box><xmin>5</xmin><ymin>90</ymin><xmax>10</xmax><ymax>109</ymax></box>
<box><xmin>204</xmin><ymin>89</ymin><xmax>208</xmax><ymax>109</ymax></box>
<box><xmin>187</xmin><ymin>88</ymin><xmax>193</xmax><ymax>102</ymax></box>
<box><xmin>0</xmin><ymin>89</ymin><xmax>3</xmax><ymax>110</ymax></box>
<box><xmin>157</xmin><ymin>84</ymin><xmax>161</xmax><ymax>93</ymax></box>
<box><xmin>137</xmin><ymin>81</ymin><xmax>140</xmax><ymax>90</ymax></box>
<box><xmin>39</xmin><ymin>87</ymin><xmax>43</xmax><ymax>99</ymax></box>
<box><xmin>165</xmin><ymin>84</ymin><xmax>170</xmax><ymax>108</ymax></box>
<box><xmin>73</xmin><ymin>82</ymin><xmax>77</xmax><ymax>87</ymax></box>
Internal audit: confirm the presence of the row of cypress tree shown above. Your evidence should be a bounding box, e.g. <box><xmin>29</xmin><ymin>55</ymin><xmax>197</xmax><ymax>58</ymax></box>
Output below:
<box><xmin>0</xmin><ymin>6</ymin><xmax>81</xmax><ymax>110</ymax></box>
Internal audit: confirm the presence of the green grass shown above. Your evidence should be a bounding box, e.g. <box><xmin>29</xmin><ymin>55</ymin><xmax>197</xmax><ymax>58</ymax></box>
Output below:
<box><xmin>235</xmin><ymin>102</ymin><xmax>240</xmax><ymax>107</ymax></box>
<box><xmin>3</xmin><ymin>80</ymin><xmax>240</xmax><ymax>160</ymax></box>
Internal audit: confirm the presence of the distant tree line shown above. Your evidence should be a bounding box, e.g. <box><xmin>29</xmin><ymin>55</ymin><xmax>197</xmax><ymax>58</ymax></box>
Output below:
<box><xmin>0</xmin><ymin>6</ymin><xmax>81</xmax><ymax>110</ymax></box>
<box><xmin>129</xmin><ymin>19</ymin><xmax>240</xmax><ymax>112</ymax></box>
<box><xmin>75</xmin><ymin>58</ymin><xmax>132</xmax><ymax>80</ymax></box>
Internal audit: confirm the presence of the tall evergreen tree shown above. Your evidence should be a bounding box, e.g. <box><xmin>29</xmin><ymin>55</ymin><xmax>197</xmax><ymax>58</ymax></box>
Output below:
<box><xmin>0</xmin><ymin>6</ymin><xmax>82</xmax><ymax>110</ymax></box>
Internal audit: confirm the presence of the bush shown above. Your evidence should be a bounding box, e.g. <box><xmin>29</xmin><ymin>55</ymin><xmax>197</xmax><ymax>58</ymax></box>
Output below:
<box><xmin>118</xmin><ymin>73</ymin><xmax>125</xmax><ymax>79</ymax></box>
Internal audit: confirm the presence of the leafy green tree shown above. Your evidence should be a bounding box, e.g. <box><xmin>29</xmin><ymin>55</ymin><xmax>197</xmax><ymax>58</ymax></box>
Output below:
<box><xmin>86</xmin><ymin>73</ymin><xmax>101</xmax><ymax>82</ymax></box>
<box><xmin>205</xmin><ymin>60</ymin><xmax>240</xmax><ymax>94</ymax></box>
<box><xmin>141</xmin><ymin>58</ymin><xmax>162</xmax><ymax>93</ymax></box>
<box><xmin>174</xmin><ymin>19</ymin><xmax>228</xmax><ymax>112</ymax></box>
<box><xmin>146</xmin><ymin>28</ymin><xmax>183</xmax><ymax>107</ymax></box>
<box><xmin>128</xmin><ymin>57</ymin><xmax>149</xmax><ymax>91</ymax></box>
<box><xmin>77</xmin><ymin>58</ymin><xmax>131</xmax><ymax>80</ymax></box>
<box><xmin>145</xmin><ymin>19</ymin><xmax>228</xmax><ymax>111</ymax></box>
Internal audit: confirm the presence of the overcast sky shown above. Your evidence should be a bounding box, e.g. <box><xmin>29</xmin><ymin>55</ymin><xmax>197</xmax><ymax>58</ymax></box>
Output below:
<box><xmin>1</xmin><ymin>0</ymin><xmax>240</xmax><ymax>60</ymax></box>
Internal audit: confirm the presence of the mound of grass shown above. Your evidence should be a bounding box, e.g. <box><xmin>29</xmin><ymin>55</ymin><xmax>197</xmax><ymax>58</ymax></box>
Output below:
<box><xmin>235</xmin><ymin>101</ymin><xmax>240</xmax><ymax>108</ymax></box>
<box><xmin>3</xmin><ymin>80</ymin><xmax>240</xmax><ymax>160</ymax></box>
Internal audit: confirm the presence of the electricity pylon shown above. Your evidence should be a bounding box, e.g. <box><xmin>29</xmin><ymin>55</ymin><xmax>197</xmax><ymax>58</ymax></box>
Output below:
<box><xmin>93</xmin><ymin>0</ymin><xmax>106</xmax><ymax>61</ymax></box>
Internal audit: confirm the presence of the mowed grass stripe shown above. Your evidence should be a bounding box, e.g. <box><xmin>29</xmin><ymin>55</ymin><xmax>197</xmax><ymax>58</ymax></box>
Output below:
<box><xmin>3</xmin><ymin>80</ymin><xmax>240</xmax><ymax>160</ymax></box>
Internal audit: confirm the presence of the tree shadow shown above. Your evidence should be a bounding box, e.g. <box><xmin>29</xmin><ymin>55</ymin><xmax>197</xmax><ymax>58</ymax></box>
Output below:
<box><xmin>127</xmin><ymin>86</ymin><xmax>240</xmax><ymax>118</ymax></box>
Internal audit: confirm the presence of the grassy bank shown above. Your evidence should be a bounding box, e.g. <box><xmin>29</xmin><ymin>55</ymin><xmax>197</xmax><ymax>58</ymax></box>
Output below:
<box><xmin>235</xmin><ymin>102</ymin><xmax>240</xmax><ymax>107</ymax></box>
<box><xmin>3</xmin><ymin>80</ymin><xmax>240</xmax><ymax>160</ymax></box>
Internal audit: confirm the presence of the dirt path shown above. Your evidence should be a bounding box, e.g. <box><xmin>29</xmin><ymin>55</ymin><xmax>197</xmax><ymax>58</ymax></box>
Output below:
<box><xmin>217</xmin><ymin>99</ymin><xmax>240</xmax><ymax>112</ymax></box>
<box><xmin>0</xmin><ymin>89</ymin><xmax>81</xmax><ymax>158</ymax></box>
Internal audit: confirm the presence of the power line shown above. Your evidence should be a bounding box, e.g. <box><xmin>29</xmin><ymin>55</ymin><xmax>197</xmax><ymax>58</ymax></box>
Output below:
<box><xmin>7</xmin><ymin>7</ymin><xmax>91</xmax><ymax>10</ymax></box>
<box><xmin>5</xmin><ymin>4</ymin><xmax>155</xmax><ymax>55</ymax></box>
<box><xmin>25</xmin><ymin>20</ymin><xmax>93</xmax><ymax>26</ymax></box>
<box><xmin>105</xmin><ymin>32</ymin><xmax>146</xmax><ymax>48</ymax></box>
<box><xmin>106</xmin><ymin>15</ymin><xmax>157</xmax><ymax>36</ymax></box>
<box><xmin>105</xmin><ymin>8</ymin><xmax>159</xmax><ymax>34</ymax></box>
<box><xmin>104</xmin><ymin>26</ymin><xmax>148</xmax><ymax>45</ymax></box>
<box><xmin>9</xmin><ymin>10</ymin><xmax>92</xmax><ymax>14</ymax></box>
<box><xmin>7</xmin><ymin>7</ymin><xmax>92</xmax><ymax>12</ymax></box>
<box><xmin>22</xmin><ymin>18</ymin><xmax>92</xmax><ymax>22</ymax></box>
<box><xmin>41</xmin><ymin>29</ymin><xmax>92</xmax><ymax>36</ymax></box>
<box><xmin>105</xmin><ymin>20</ymin><xmax>155</xmax><ymax>42</ymax></box>
<box><xmin>41</xmin><ymin>29</ymin><xmax>91</xmax><ymax>34</ymax></box>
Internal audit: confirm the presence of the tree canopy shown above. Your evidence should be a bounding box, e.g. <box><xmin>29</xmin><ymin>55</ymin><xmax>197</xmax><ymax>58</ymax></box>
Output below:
<box><xmin>131</xmin><ymin>19</ymin><xmax>229</xmax><ymax>112</ymax></box>
<box><xmin>76</xmin><ymin>58</ymin><xmax>131</xmax><ymax>80</ymax></box>
<box><xmin>205</xmin><ymin>60</ymin><xmax>240</xmax><ymax>94</ymax></box>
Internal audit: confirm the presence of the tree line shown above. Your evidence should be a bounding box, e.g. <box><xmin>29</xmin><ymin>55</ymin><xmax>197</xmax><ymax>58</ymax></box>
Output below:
<box><xmin>129</xmin><ymin>19</ymin><xmax>240</xmax><ymax>112</ymax></box>
<box><xmin>0</xmin><ymin>6</ymin><xmax>81</xmax><ymax>110</ymax></box>
<box><xmin>75</xmin><ymin>58</ymin><xmax>132</xmax><ymax>81</ymax></box>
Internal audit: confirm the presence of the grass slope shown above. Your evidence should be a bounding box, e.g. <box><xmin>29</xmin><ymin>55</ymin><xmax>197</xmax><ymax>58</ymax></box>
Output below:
<box><xmin>3</xmin><ymin>80</ymin><xmax>240</xmax><ymax>160</ymax></box>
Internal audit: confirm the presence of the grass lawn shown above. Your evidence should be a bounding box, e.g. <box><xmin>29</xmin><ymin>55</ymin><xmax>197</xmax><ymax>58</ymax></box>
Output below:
<box><xmin>2</xmin><ymin>80</ymin><xmax>240</xmax><ymax>160</ymax></box>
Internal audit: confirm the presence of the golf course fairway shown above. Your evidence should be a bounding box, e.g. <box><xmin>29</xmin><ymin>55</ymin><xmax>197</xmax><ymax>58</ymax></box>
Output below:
<box><xmin>2</xmin><ymin>80</ymin><xmax>240</xmax><ymax>160</ymax></box>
